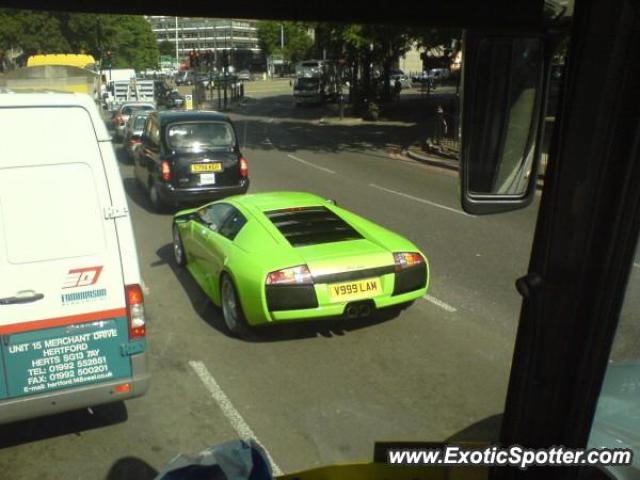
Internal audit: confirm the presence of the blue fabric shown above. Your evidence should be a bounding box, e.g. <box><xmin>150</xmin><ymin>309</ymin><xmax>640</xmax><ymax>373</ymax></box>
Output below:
<box><xmin>154</xmin><ymin>439</ymin><xmax>273</xmax><ymax>480</ymax></box>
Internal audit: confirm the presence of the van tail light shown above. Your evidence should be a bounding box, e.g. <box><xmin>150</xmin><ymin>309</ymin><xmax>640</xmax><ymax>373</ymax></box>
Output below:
<box><xmin>125</xmin><ymin>284</ymin><xmax>146</xmax><ymax>339</ymax></box>
<box><xmin>239</xmin><ymin>156</ymin><xmax>249</xmax><ymax>177</ymax></box>
<box><xmin>266</xmin><ymin>265</ymin><xmax>313</xmax><ymax>285</ymax></box>
<box><xmin>393</xmin><ymin>252</ymin><xmax>424</xmax><ymax>272</ymax></box>
<box><xmin>160</xmin><ymin>160</ymin><xmax>172</xmax><ymax>181</ymax></box>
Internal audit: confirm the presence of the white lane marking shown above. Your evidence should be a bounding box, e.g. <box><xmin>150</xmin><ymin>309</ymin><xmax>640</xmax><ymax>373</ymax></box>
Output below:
<box><xmin>141</xmin><ymin>280</ymin><xmax>150</xmax><ymax>296</ymax></box>
<box><xmin>287</xmin><ymin>154</ymin><xmax>336</xmax><ymax>174</ymax></box>
<box><xmin>268</xmin><ymin>117</ymin><xmax>275</xmax><ymax>123</ymax></box>
<box><xmin>422</xmin><ymin>294</ymin><xmax>457</xmax><ymax>313</ymax></box>
<box><xmin>189</xmin><ymin>360</ymin><xmax>283</xmax><ymax>476</ymax></box>
<box><xmin>369</xmin><ymin>184</ymin><xmax>472</xmax><ymax>217</ymax></box>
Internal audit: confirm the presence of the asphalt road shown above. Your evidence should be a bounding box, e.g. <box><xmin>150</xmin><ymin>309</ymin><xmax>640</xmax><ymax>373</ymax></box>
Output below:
<box><xmin>0</xmin><ymin>91</ymin><xmax>542</xmax><ymax>479</ymax></box>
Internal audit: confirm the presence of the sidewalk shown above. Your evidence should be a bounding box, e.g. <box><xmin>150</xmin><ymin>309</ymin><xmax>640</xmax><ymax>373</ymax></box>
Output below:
<box><xmin>405</xmin><ymin>146</ymin><xmax>460</xmax><ymax>171</ymax></box>
<box><xmin>317</xmin><ymin>89</ymin><xmax>458</xmax><ymax>126</ymax></box>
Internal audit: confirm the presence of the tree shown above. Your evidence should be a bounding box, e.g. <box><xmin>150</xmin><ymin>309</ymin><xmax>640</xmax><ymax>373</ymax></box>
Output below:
<box><xmin>310</xmin><ymin>23</ymin><xmax>461</xmax><ymax>105</ymax></box>
<box><xmin>0</xmin><ymin>9</ymin><xmax>70</xmax><ymax>54</ymax></box>
<box><xmin>158</xmin><ymin>40</ymin><xmax>174</xmax><ymax>57</ymax></box>
<box><xmin>256</xmin><ymin>20</ymin><xmax>281</xmax><ymax>60</ymax></box>
<box><xmin>257</xmin><ymin>20</ymin><xmax>313</xmax><ymax>66</ymax></box>
<box><xmin>0</xmin><ymin>10</ymin><xmax>160</xmax><ymax>70</ymax></box>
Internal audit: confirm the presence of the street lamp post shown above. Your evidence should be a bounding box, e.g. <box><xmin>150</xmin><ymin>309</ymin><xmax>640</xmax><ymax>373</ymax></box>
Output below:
<box><xmin>281</xmin><ymin>24</ymin><xmax>285</xmax><ymax>76</ymax></box>
<box><xmin>175</xmin><ymin>17</ymin><xmax>179</xmax><ymax>70</ymax></box>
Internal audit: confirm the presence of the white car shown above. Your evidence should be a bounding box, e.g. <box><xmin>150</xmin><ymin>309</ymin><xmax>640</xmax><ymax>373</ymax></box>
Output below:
<box><xmin>112</xmin><ymin>101</ymin><xmax>155</xmax><ymax>140</ymax></box>
<box><xmin>0</xmin><ymin>93</ymin><xmax>149</xmax><ymax>423</ymax></box>
<box><xmin>391</xmin><ymin>74</ymin><xmax>413</xmax><ymax>89</ymax></box>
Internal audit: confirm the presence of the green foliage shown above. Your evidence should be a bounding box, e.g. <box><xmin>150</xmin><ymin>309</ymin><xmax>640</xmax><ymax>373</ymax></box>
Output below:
<box><xmin>257</xmin><ymin>20</ymin><xmax>313</xmax><ymax>63</ymax></box>
<box><xmin>158</xmin><ymin>40</ymin><xmax>175</xmax><ymax>57</ymax></box>
<box><xmin>0</xmin><ymin>9</ymin><xmax>159</xmax><ymax>70</ymax></box>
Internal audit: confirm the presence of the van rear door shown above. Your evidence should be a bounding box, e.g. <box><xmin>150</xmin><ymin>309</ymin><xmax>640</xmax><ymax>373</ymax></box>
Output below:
<box><xmin>0</xmin><ymin>105</ymin><xmax>133</xmax><ymax>400</ymax></box>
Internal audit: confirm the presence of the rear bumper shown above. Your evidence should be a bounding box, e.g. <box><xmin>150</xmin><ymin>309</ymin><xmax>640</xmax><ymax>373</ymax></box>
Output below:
<box><xmin>0</xmin><ymin>353</ymin><xmax>149</xmax><ymax>425</ymax></box>
<box><xmin>268</xmin><ymin>287</ymin><xmax>426</xmax><ymax>323</ymax></box>
<box><xmin>156</xmin><ymin>179</ymin><xmax>249</xmax><ymax>205</ymax></box>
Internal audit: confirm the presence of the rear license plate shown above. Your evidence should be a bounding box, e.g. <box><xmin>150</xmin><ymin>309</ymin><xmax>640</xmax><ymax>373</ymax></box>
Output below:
<box><xmin>328</xmin><ymin>278</ymin><xmax>381</xmax><ymax>303</ymax></box>
<box><xmin>191</xmin><ymin>163</ymin><xmax>222</xmax><ymax>173</ymax></box>
<box><xmin>199</xmin><ymin>173</ymin><xmax>216</xmax><ymax>185</ymax></box>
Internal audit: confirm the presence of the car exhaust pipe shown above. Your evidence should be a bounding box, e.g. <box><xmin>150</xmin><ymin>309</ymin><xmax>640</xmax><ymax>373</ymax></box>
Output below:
<box><xmin>358</xmin><ymin>304</ymin><xmax>372</xmax><ymax>317</ymax></box>
<box><xmin>345</xmin><ymin>305</ymin><xmax>359</xmax><ymax>319</ymax></box>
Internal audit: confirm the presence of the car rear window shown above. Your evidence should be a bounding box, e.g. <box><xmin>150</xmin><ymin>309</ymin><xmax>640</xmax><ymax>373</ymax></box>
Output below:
<box><xmin>134</xmin><ymin>116</ymin><xmax>148</xmax><ymax>129</ymax></box>
<box><xmin>167</xmin><ymin>122</ymin><xmax>235</xmax><ymax>150</ymax></box>
<box><xmin>265</xmin><ymin>207</ymin><xmax>363</xmax><ymax>247</ymax></box>
<box><xmin>122</xmin><ymin>105</ymin><xmax>153</xmax><ymax>115</ymax></box>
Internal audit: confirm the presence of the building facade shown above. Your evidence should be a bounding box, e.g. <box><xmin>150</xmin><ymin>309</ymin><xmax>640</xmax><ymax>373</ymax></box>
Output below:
<box><xmin>146</xmin><ymin>16</ymin><xmax>262</xmax><ymax>70</ymax></box>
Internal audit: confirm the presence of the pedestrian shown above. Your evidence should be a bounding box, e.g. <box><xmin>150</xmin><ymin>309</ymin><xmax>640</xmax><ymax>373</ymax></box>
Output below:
<box><xmin>394</xmin><ymin>78</ymin><xmax>402</xmax><ymax>102</ymax></box>
<box><xmin>433</xmin><ymin>105</ymin><xmax>447</xmax><ymax>145</ymax></box>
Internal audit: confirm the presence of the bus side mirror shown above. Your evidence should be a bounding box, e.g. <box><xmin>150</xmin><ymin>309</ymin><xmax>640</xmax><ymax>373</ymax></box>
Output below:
<box><xmin>460</xmin><ymin>31</ymin><xmax>549</xmax><ymax>214</ymax></box>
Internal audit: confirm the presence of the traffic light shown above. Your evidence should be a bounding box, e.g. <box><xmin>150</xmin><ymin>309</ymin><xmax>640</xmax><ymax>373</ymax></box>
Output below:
<box><xmin>104</xmin><ymin>50</ymin><xmax>112</xmax><ymax>69</ymax></box>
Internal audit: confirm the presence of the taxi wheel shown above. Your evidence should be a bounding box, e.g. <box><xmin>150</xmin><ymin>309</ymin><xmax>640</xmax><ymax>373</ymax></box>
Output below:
<box><xmin>149</xmin><ymin>181</ymin><xmax>167</xmax><ymax>213</ymax></box>
<box><xmin>220</xmin><ymin>274</ymin><xmax>250</xmax><ymax>338</ymax></box>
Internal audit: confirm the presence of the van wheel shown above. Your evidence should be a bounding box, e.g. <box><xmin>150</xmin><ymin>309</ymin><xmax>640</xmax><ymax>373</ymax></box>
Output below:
<box><xmin>149</xmin><ymin>182</ymin><xmax>167</xmax><ymax>213</ymax></box>
<box><xmin>172</xmin><ymin>224</ymin><xmax>187</xmax><ymax>267</ymax></box>
<box><xmin>220</xmin><ymin>274</ymin><xmax>250</xmax><ymax>338</ymax></box>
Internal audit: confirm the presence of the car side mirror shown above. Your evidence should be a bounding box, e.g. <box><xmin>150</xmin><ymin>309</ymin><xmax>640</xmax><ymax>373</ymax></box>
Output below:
<box><xmin>460</xmin><ymin>31</ymin><xmax>549</xmax><ymax>214</ymax></box>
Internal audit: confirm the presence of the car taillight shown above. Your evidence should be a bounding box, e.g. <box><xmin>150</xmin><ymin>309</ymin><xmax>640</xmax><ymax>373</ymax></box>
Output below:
<box><xmin>393</xmin><ymin>252</ymin><xmax>424</xmax><ymax>271</ymax></box>
<box><xmin>161</xmin><ymin>160</ymin><xmax>172</xmax><ymax>181</ymax></box>
<box><xmin>125</xmin><ymin>284</ymin><xmax>146</xmax><ymax>339</ymax></box>
<box><xmin>266</xmin><ymin>265</ymin><xmax>313</xmax><ymax>285</ymax></box>
<box><xmin>239</xmin><ymin>156</ymin><xmax>248</xmax><ymax>177</ymax></box>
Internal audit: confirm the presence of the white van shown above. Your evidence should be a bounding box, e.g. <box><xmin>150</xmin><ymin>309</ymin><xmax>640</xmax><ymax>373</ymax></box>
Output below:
<box><xmin>0</xmin><ymin>93</ymin><xmax>149</xmax><ymax>424</ymax></box>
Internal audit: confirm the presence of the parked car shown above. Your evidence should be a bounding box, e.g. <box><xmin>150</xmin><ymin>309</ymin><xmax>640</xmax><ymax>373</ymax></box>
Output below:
<box><xmin>390</xmin><ymin>70</ymin><xmax>413</xmax><ymax>89</ymax></box>
<box><xmin>134</xmin><ymin>111</ymin><xmax>249</xmax><ymax>212</ymax></box>
<box><xmin>171</xmin><ymin>191</ymin><xmax>429</xmax><ymax>337</ymax></box>
<box><xmin>159</xmin><ymin>90</ymin><xmax>186</xmax><ymax>110</ymax></box>
<box><xmin>428</xmin><ymin>68</ymin><xmax>451</xmax><ymax>80</ymax></box>
<box><xmin>111</xmin><ymin>102</ymin><xmax>155</xmax><ymax>141</ymax></box>
<box><xmin>237</xmin><ymin>70</ymin><xmax>251</xmax><ymax>81</ymax></box>
<box><xmin>175</xmin><ymin>70</ymin><xmax>194</xmax><ymax>86</ymax></box>
<box><xmin>123</xmin><ymin>111</ymin><xmax>151</xmax><ymax>162</ymax></box>
<box><xmin>0</xmin><ymin>92</ymin><xmax>149</xmax><ymax>423</ymax></box>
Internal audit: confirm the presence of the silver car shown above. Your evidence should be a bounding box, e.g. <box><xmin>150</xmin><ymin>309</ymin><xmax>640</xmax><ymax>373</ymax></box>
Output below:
<box><xmin>112</xmin><ymin>102</ymin><xmax>155</xmax><ymax>141</ymax></box>
<box><xmin>123</xmin><ymin>112</ymin><xmax>152</xmax><ymax>162</ymax></box>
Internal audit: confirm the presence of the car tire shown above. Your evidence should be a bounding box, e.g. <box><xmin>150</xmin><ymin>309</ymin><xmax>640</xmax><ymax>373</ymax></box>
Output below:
<box><xmin>220</xmin><ymin>274</ymin><xmax>250</xmax><ymax>338</ymax></box>
<box><xmin>172</xmin><ymin>224</ymin><xmax>187</xmax><ymax>267</ymax></box>
<box><xmin>149</xmin><ymin>181</ymin><xmax>167</xmax><ymax>213</ymax></box>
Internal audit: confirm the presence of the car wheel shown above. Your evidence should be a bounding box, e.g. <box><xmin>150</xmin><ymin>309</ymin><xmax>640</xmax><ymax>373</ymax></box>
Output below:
<box><xmin>172</xmin><ymin>224</ymin><xmax>187</xmax><ymax>267</ymax></box>
<box><xmin>149</xmin><ymin>181</ymin><xmax>167</xmax><ymax>213</ymax></box>
<box><xmin>220</xmin><ymin>274</ymin><xmax>249</xmax><ymax>338</ymax></box>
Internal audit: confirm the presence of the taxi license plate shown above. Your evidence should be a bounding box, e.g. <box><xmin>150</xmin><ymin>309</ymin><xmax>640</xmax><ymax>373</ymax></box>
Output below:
<box><xmin>191</xmin><ymin>163</ymin><xmax>222</xmax><ymax>173</ymax></box>
<box><xmin>328</xmin><ymin>278</ymin><xmax>381</xmax><ymax>303</ymax></box>
<box><xmin>199</xmin><ymin>173</ymin><xmax>216</xmax><ymax>185</ymax></box>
